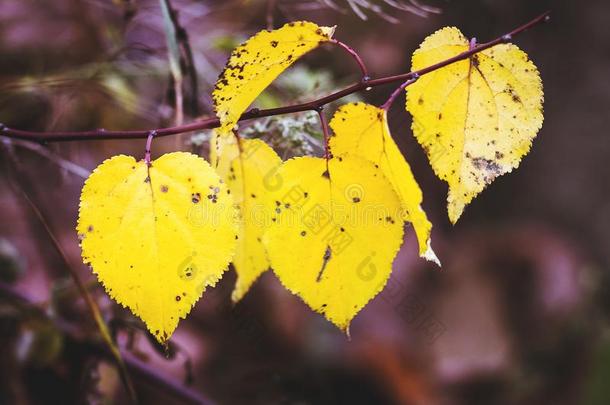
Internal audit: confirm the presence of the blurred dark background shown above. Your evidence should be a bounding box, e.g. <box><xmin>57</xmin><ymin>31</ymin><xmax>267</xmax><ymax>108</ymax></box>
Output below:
<box><xmin>1</xmin><ymin>0</ymin><xmax>609</xmax><ymax>404</ymax></box>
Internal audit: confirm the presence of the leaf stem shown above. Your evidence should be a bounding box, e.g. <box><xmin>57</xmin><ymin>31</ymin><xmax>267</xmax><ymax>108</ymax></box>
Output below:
<box><xmin>0</xmin><ymin>11</ymin><xmax>550</xmax><ymax>144</ymax></box>
<box><xmin>329</xmin><ymin>39</ymin><xmax>370</xmax><ymax>81</ymax></box>
<box><xmin>145</xmin><ymin>130</ymin><xmax>157</xmax><ymax>166</ymax></box>
<box><xmin>316</xmin><ymin>107</ymin><xmax>332</xmax><ymax>159</ymax></box>
<box><xmin>381</xmin><ymin>74</ymin><xmax>419</xmax><ymax>111</ymax></box>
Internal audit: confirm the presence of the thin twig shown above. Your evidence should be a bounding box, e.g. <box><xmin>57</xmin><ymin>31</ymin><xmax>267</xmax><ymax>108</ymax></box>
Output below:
<box><xmin>1</xmin><ymin>138</ymin><xmax>90</xmax><ymax>178</ymax></box>
<box><xmin>266</xmin><ymin>0</ymin><xmax>278</xmax><ymax>29</ymax></box>
<box><xmin>159</xmin><ymin>0</ymin><xmax>200</xmax><ymax>148</ymax></box>
<box><xmin>0</xmin><ymin>11</ymin><xmax>550</xmax><ymax>144</ymax></box>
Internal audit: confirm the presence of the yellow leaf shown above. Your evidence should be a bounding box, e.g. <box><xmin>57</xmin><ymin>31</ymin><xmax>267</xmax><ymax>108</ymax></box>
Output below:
<box><xmin>77</xmin><ymin>152</ymin><xmax>238</xmax><ymax>343</ymax></box>
<box><xmin>406</xmin><ymin>27</ymin><xmax>544</xmax><ymax>223</ymax></box>
<box><xmin>212</xmin><ymin>21</ymin><xmax>335</xmax><ymax>135</ymax></box>
<box><xmin>213</xmin><ymin>137</ymin><xmax>282</xmax><ymax>302</ymax></box>
<box><xmin>329</xmin><ymin>103</ymin><xmax>439</xmax><ymax>265</ymax></box>
<box><xmin>263</xmin><ymin>156</ymin><xmax>404</xmax><ymax>332</ymax></box>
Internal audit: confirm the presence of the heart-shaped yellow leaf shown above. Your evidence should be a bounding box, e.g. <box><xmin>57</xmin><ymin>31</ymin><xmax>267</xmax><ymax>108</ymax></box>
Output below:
<box><xmin>406</xmin><ymin>27</ymin><xmax>544</xmax><ymax>223</ymax></box>
<box><xmin>329</xmin><ymin>102</ymin><xmax>439</xmax><ymax>265</ymax></box>
<box><xmin>77</xmin><ymin>152</ymin><xmax>238</xmax><ymax>343</ymax></box>
<box><xmin>263</xmin><ymin>156</ymin><xmax>404</xmax><ymax>332</ymax></box>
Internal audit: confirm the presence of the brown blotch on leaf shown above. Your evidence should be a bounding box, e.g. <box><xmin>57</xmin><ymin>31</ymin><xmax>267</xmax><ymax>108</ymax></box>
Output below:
<box><xmin>471</xmin><ymin>55</ymin><xmax>480</xmax><ymax>68</ymax></box>
<box><xmin>471</xmin><ymin>157</ymin><xmax>502</xmax><ymax>180</ymax></box>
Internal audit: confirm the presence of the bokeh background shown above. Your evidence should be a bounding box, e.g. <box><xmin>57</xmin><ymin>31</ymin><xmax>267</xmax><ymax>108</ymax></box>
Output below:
<box><xmin>1</xmin><ymin>0</ymin><xmax>609</xmax><ymax>404</ymax></box>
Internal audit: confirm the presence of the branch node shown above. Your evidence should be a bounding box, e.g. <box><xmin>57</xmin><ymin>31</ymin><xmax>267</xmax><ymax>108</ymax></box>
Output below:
<box><xmin>248</xmin><ymin>107</ymin><xmax>261</xmax><ymax>116</ymax></box>
<box><xmin>0</xmin><ymin>123</ymin><xmax>6</xmax><ymax>132</ymax></box>
<box><xmin>469</xmin><ymin>37</ymin><xmax>478</xmax><ymax>50</ymax></box>
<box><xmin>501</xmin><ymin>34</ymin><xmax>512</xmax><ymax>42</ymax></box>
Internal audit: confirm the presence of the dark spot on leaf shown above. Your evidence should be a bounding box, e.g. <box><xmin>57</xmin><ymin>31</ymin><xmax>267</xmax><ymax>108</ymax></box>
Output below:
<box><xmin>471</xmin><ymin>55</ymin><xmax>480</xmax><ymax>68</ymax></box>
<box><xmin>316</xmin><ymin>246</ymin><xmax>332</xmax><ymax>282</ymax></box>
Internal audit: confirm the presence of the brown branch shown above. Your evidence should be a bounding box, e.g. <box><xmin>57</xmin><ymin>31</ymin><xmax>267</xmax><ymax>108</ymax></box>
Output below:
<box><xmin>0</xmin><ymin>11</ymin><xmax>550</xmax><ymax>144</ymax></box>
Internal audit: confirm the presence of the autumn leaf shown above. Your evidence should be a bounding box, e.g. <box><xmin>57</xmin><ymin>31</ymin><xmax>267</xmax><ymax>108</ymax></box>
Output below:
<box><xmin>263</xmin><ymin>156</ymin><xmax>404</xmax><ymax>332</ymax></box>
<box><xmin>329</xmin><ymin>102</ymin><xmax>439</xmax><ymax>265</ymax></box>
<box><xmin>406</xmin><ymin>27</ymin><xmax>544</xmax><ymax>223</ymax></box>
<box><xmin>212</xmin><ymin>21</ymin><xmax>335</xmax><ymax>135</ymax></box>
<box><xmin>212</xmin><ymin>136</ymin><xmax>282</xmax><ymax>302</ymax></box>
<box><xmin>77</xmin><ymin>152</ymin><xmax>238</xmax><ymax>343</ymax></box>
